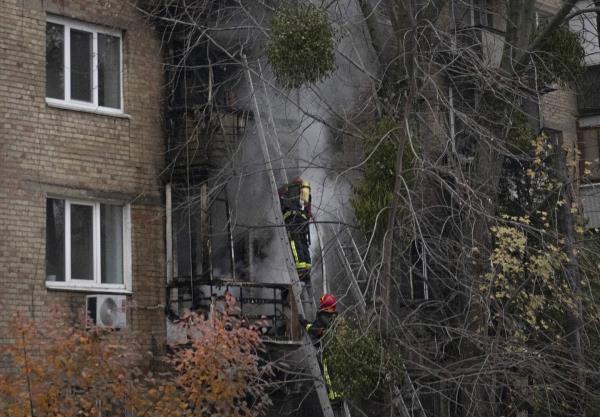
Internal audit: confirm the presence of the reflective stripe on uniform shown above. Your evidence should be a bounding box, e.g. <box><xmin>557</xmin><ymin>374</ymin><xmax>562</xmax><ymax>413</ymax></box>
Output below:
<box><xmin>323</xmin><ymin>360</ymin><xmax>342</xmax><ymax>400</ymax></box>
<box><xmin>283</xmin><ymin>210</ymin><xmax>308</xmax><ymax>221</ymax></box>
<box><xmin>289</xmin><ymin>234</ymin><xmax>310</xmax><ymax>270</ymax></box>
<box><xmin>289</xmin><ymin>238</ymin><xmax>299</xmax><ymax>261</ymax></box>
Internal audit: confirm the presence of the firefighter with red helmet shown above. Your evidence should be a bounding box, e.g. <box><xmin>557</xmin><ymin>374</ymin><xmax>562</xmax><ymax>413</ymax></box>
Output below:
<box><xmin>300</xmin><ymin>294</ymin><xmax>342</xmax><ymax>401</ymax></box>
<box><xmin>278</xmin><ymin>178</ymin><xmax>312</xmax><ymax>282</ymax></box>
<box><xmin>301</xmin><ymin>293</ymin><xmax>337</xmax><ymax>339</ymax></box>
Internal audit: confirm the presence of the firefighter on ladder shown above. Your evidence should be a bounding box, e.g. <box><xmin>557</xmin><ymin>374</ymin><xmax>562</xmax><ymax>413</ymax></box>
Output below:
<box><xmin>278</xmin><ymin>178</ymin><xmax>312</xmax><ymax>282</ymax></box>
<box><xmin>301</xmin><ymin>294</ymin><xmax>343</xmax><ymax>402</ymax></box>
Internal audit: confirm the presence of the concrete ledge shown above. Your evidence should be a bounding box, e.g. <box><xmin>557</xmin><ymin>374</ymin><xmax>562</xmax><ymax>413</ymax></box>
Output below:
<box><xmin>46</xmin><ymin>281</ymin><xmax>132</xmax><ymax>295</ymax></box>
<box><xmin>46</xmin><ymin>99</ymin><xmax>131</xmax><ymax>119</ymax></box>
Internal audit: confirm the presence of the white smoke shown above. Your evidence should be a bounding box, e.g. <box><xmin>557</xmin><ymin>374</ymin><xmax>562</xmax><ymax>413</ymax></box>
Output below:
<box><xmin>224</xmin><ymin>0</ymin><xmax>377</xmax><ymax>299</ymax></box>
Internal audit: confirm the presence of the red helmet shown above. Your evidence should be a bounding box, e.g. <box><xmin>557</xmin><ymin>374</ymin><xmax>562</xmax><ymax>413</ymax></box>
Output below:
<box><xmin>319</xmin><ymin>294</ymin><xmax>337</xmax><ymax>313</ymax></box>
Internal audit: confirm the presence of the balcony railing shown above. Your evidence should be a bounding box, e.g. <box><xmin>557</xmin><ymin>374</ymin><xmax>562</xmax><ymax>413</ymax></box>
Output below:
<box><xmin>166</xmin><ymin>278</ymin><xmax>302</xmax><ymax>342</ymax></box>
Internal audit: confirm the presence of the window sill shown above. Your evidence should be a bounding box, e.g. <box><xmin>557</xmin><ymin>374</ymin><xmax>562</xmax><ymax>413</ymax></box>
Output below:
<box><xmin>46</xmin><ymin>281</ymin><xmax>132</xmax><ymax>294</ymax></box>
<box><xmin>46</xmin><ymin>98</ymin><xmax>130</xmax><ymax>119</ymax></box>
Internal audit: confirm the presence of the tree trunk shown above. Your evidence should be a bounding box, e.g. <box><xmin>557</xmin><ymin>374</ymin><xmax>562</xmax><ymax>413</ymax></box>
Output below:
<box><xmin>555</xmin><ymin>131</ymin><xmax>585</xmax><ymax>413</ymax></box>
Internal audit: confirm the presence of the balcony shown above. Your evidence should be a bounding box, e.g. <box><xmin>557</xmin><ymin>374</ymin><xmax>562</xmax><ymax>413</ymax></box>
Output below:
<box><xmin>166</xmin><ymin>278</ymin><xmax>303</xmax><ymax>343</ymax></box>
<box><xmin>450</xmin><ymin>26</ymin><xmax>504</xmax><ymax>69</ymax></box>
<box><xmin>165</xmin><ymin>110</ymin><xmax>247</xmax><ymax>184</ymax></box>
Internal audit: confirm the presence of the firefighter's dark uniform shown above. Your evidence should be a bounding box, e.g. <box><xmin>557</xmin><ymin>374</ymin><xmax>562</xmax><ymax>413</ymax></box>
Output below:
<box><xmin>301</xmin><ymin>311</ymin><xmax>342</xmax><ymax>401</ymax></box>
<box><xmin>279</xmin><ymin>180</ymin><xmax>311</xmax><ymax>281</ymax></box>
<box><xmin>301</xmin><ymin>311</ymin><xmax>335</xmax><ymax>339</ymax></box>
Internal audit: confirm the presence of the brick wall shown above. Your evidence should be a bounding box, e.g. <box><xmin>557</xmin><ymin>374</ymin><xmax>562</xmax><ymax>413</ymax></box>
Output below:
<box><xmin>542</xmin><ymin>88</ymin><xmax>579</xmax><ymax>172</ymax></box>
<box><xmin>0</xmin><ymin>0</ymin><xmax>166</xmax><ymax>367</ymax></box>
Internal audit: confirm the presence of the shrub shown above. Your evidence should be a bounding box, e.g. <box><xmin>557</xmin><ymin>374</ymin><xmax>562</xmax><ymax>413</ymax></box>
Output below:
<box><xmin>324</xmin><ymin>317</ymin><xmax>403</xmax><ymax>399</ymax></box>
<box><xmin>0</xmin><ymin>308</ymin><xmax>148</xmax><ymax>417</ymax></box>
<box><xmin>0</xmin><ymin>301</ymin><xmax>271</xmax><ymax>417</ymax></box>
<box><xmin>168</xmin><ymin>307</ymin><xmax>272</xmax><ymax>416</ymax></box>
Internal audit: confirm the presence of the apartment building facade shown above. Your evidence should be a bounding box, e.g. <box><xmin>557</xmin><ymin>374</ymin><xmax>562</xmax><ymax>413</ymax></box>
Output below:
<box><xmin>569</xmin><ymin>0</ymin><xmax>600</xmax><ymax>227</ymax></box>
<box><xmin>0</xmin><ymin>0</ymin><xmax>166</xmax><ymax>360</ymax></box>
<box><xmin>0</xmin><ymin>0</ymin><xmax>596</xmax><ymax>366</ymax></box>
<box><xmin>456</xmin><ymin>0</ymin><xmax>592</xmax><ymax>223</ymax></box>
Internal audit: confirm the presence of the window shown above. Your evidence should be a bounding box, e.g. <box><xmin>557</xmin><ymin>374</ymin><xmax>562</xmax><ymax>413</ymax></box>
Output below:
<box><xmin>453</xmin><ymin>0</ymin><xmax>494</xmax><ymax>28</ymax></box>
<box><xmin>472</xmin><ymin>0</ymin><xmax>493</xmax><ymax>28</ymax></box>
<box><xmin>581</xmin><ymin>184</ymin><xmax>600</xmax><ymax>229</ymax></box>
<box><xmin>578</xmin><ymin>128</ymin><xmax>600</xmax><ymax>181</ymax></box>
<box><xmin>46</xmin><ymin>198</ymin><xmax>131</xmax><ymax>291</ymax></box>
<box><xmin>46</xmin><ymin>16</ymin><xmax>122</xmax><ymax>113</ymax></box>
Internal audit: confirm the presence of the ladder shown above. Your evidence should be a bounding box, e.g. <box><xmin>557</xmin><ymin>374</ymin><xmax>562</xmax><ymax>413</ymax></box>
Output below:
<box><xmin>246</xmin><ymin>55</ymin><xmax>425</xmax><ymax>417</ymax></box>
<box><xmin>331</xmin><ymin>226</ymin><xmax>367</xmax><ymax>313</ymax></box>
<box><xmin>244</xmin><ymin>56</ymin><xmax>334</xmax><ymax>417</ymax></box>
<box><xmin>330</xmin><ymin>226</ymin><xmax>427</xmax><ymax>417</ymax></box>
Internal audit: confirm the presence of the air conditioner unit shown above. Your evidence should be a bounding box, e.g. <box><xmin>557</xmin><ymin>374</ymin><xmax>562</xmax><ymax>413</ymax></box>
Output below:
<box><xmin>86</xmin><ymin>294</ymin><xmax>127</xmax><ymax>328</ymax></box>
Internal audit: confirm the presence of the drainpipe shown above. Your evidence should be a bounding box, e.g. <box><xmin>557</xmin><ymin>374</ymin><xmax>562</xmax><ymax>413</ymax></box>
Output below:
<box><xmin>166</xmin><ymin>183</ymin><xmax>175</xmax><ymax>316</ymax></box>
<box><xmin>166</xmin><ymin>183</ymin><xmax>173</xmax><ymax>284</ymax></box>
<box><xmin>449</xmin><ymin>86</ymin><xmax>456</xmax><ymax>155</ymax></box>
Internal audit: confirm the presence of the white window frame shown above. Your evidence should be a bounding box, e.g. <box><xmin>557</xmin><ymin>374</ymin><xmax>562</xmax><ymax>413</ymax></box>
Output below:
<box><xmin>534</xmin><ymin>10</ymin><xmax>551</xmax><ymax>28</ymax></box>
<box><xmin>46</xmin><ymin>15</ymin><xmax>124</xmax><ymax>115</ymax></box>
<box><xmin>46</xmin><ymin>198</ymin><xmax>132</xmax><ymax>293</ymax></box>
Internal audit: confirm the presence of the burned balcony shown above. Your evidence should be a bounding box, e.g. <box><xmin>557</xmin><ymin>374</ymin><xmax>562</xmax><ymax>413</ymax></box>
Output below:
<box><xmin>166</xmin><ymin>279</ymin><xmax>303</xmax><ymax>342</ymax></box>
<box><xmin>165</xmin><ymin>110</ymin><xmax>248</xmax><ymax>186</ymax></box>
<box><xmin>163</xmin><ymin>40</ymin><xmax>247</xmax><ymax>186</ymax></box>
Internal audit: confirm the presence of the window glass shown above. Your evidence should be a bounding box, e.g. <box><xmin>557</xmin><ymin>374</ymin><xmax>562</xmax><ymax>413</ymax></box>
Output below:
<box><xmin>98</xmin><ymin>34</ymin><xmax>121</xmax><ymax>108</ymax></box>
<box><xmin>46</xmin><ymin>22</ymin><xmax>64</xmax><ymax>100</ymax></box>
<box><xmin>473</xmin><ymin>0</ymin><xmax>493</xmax><ymax>27</ymax></box>
<box><xmin>175</xmin><ymin>207</ymin><xmax>193</xmax><ymax>278</ymax></box>
<box><xmin>101</xmin><ymin>204</ymin><xmax>124</xmax><ymax>284</ymax></box>
<box><xmin>582</xmin><ymin>129</ymin><xmax>600</xmax><ymax>179</ymax></box>
<box><xmin>46</xmin><ymin>199</ymin><xmax>65</xmax><ymax>281</ymax></box>
<box><xmin>70</xmin><ymin>204</ymin><xmax>94</xmax><ymax>280</ymax></box>
<box><xmin>173</xmin><ymin>202</ymin><xmax>206</xmax><ymax>279</ymax></box>
<box><xmin>46</xmin><ymin>18</ymin><xmax>122</xmax><ymax>111</ymax></box>
<box><xmin>45</xmin><ymin>198</ymin><xmax>128</xmax><ymax>287</ymax></box>
<box><xmin>70</xmin><ymin>29</ymin><xmax>92</xmax><ymax>102</ymax></box>
<box><xmin>536</xmin><ymin>10</ymin><xmax>551</xmax><ymax>27</ymax></box>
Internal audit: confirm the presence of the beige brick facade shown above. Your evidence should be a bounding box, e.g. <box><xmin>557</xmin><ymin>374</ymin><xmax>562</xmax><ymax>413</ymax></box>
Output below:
<box><xmin>0</xmin><ymin>0</ymin><xmax>166</xmax><ymax>365</ymax></box>
<box><xmin>542</xmin><ymin>87</ymin><xmax>579</xmax><ymax>142</ymax></box>
<box><xmin>534</xmin><ymin>0</ymin><xmax>580</xmax><ymax>155</ymax></box>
